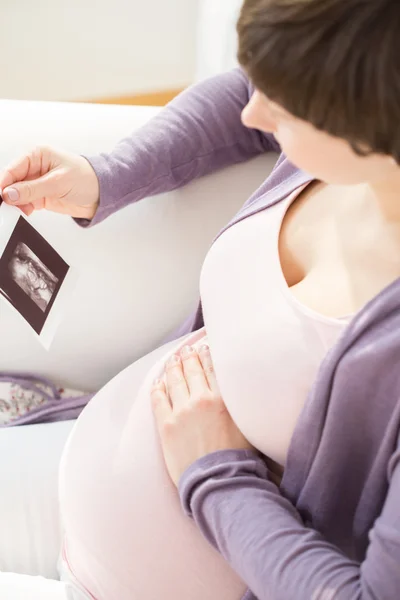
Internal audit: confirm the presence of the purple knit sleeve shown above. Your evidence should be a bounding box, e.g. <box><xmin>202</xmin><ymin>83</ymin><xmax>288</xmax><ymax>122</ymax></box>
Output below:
<box><xmin>178</xmin><ymin>446</ymin><xmax>400</xmax><ymax>600</ymax></box>
<box><xmin>77</xmin><ymin>68</ymin><xmax>279</xmax><ymax>227</ymax></box>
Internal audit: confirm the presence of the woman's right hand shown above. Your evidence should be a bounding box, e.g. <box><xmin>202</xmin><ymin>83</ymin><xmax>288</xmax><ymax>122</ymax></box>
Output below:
<box><xmin>0</xmin><ymin>146</ymin><xmax>100</xmax><ymax>219</ymax></box>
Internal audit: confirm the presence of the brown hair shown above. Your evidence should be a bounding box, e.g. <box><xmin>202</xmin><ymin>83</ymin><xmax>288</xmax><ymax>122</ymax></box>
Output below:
<box><xmin>237</xmin><ymin>0</ymin><xmax>400</xmax><ymax>161</ymax></box>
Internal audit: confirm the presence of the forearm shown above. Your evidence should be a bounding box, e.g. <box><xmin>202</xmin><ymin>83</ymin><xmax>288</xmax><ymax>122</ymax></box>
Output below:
<box><xmin>79</xmin><ymin>69</ymin><xmax>279</xmax><ymax>227</ymax></box>
<box><xmin>179</xmin><ymin>450</ymin><xmax>387</xmax><ymax>600</ymax></box>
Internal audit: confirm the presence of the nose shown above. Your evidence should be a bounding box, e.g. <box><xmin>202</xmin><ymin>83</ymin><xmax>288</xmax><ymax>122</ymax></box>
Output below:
<box><xmin>241</xmin><ymin>91</ymin><xmax>277</xmax><ymax>133</ymax></box>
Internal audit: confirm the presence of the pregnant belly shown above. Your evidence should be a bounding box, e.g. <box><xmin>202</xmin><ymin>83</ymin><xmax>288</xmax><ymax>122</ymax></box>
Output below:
<box><xmin>59</xmin><ymin>328</ymin><xmax>247</xmax><ymax>600</ymax></box>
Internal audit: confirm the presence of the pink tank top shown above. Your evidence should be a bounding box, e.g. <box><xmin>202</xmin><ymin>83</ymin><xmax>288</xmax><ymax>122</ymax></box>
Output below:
<box><xmin>198</xmin><ymin>184</ymin><xmax>352</xmax><ymax>465</ymax></box>
<box><xmin>58</xmin><ymin>185</ymin><xmax>353</xmax><ymax>600</ymax></box>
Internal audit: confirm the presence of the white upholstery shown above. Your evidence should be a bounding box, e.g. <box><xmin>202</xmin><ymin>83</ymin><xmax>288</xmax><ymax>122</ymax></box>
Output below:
<box><xmin>0</xmin><ymin>419</ymin><xmax>76</xmax><ymax>579</ymax></box>
<box><xmin>0</xmin><ymin>99</ymin><xmax>277</xmax><ymax>392</ymax></box>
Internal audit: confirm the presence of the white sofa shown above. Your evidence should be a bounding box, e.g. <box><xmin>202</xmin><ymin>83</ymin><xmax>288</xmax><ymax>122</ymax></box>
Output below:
<box><xmin>0</xmin><ymin>99</ymin><xmax>278</xmax><ymax>581</ymax></box>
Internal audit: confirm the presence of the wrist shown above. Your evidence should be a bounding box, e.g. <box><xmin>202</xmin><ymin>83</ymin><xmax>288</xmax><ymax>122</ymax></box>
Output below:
<box><xmin>83</xmin><ymin>198</ymin><xmax>100</xmax><ymax>220</ymax></box>
<box><xmin>80</xmin><ymin>158</ymin><xmax>100</xmax><ymax>220</ymax></box>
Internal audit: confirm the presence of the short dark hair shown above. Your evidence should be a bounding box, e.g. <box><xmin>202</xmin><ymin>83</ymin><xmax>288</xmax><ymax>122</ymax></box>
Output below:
<box><xmin>237</xmin><ymin>0</ymin><xmax>400</xmax><ymax>162</ymax></box>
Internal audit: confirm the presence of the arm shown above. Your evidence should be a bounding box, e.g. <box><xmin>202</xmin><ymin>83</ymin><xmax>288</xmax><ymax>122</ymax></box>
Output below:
<box><xmin>178</xmin><ymin>446</ymin><xmax>400</xmax><ymax>600</ymax></box>
<box><xmin>83</xmin><ymin>68</ymin><xmax>279</xmax><ymax>226</ymax></box>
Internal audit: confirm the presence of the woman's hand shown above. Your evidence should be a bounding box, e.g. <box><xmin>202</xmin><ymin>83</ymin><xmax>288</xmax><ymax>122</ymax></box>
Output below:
<box><xmin>151</xmin><ymin>343</ymin><xmax>255</xmax><ymax>487</ymax></box>
<box><xmin>0</xmin><ymin>146</ymin><xmax>99</xmax><ymax>219</ymax></box>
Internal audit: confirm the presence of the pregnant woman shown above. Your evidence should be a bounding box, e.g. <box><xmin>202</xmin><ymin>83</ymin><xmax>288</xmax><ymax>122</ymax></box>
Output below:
<box><xmin>1</xmin><ymin>1</ymin><xmax>400</xmax><ymax>598</ymax></box>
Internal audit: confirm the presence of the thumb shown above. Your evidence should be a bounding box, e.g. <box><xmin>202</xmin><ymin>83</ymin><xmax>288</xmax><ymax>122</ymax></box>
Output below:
<box><xmin>2</xmin><ymin>172</ymin><xmax>55</xmax><ymax>207</ymax></box>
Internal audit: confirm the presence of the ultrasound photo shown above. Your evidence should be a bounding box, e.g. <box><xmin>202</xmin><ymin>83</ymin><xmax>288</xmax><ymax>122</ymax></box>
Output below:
<box><xmin>0</xmin><ymin>215</ymin><xmax>70</xmax><ymax>335</ymax></box>
<box><xmin>8</xmin><ymin>242</ymin><xmax>59</xmax><ymax>312</ymax></box>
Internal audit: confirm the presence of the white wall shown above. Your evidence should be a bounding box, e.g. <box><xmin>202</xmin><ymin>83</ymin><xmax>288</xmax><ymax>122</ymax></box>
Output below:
<box><xmin>195</xmin><ymin>0</ymin><xmax>242</xmax><ymax>81</ymax></box>
<box><xmin>0</xmin><ymin>0</ymin><xmax>199</xmax><ymax>101</ymax></box>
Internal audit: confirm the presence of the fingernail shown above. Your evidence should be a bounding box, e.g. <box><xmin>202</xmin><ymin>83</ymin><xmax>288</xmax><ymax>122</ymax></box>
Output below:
<box><xmin>199</xmin><ymin>344</ymin><xmax>209</xmax><ymax>352</ymax></box>
<box><xmin>180</xmin><ymin>345</ymin><xmax>193</xmax><ymax>357</ymax></box>
<box><xmin>5</xmin><ymin>188</ymin><xmax>19</xmax><ymax>203</ymax></box>
<box><xmin>167</xmin><ymin>354</ymin><xmax>180</xmax><ymax>365</ymax></box>
<box><xmin>153</xmin><ymin>378</ymin><xmax>162</xmax><ymax>386</ymax></box>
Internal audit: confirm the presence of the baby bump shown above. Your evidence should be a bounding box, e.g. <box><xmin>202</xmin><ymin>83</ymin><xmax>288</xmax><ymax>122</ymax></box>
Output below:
<box><xmin>59</xmin><ymin>330</ymin><xmax>247</xmax><ymax>600</ymax></box>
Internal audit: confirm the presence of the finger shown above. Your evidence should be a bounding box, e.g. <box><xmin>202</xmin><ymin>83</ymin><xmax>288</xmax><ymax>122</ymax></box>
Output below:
<box><xmin>179</xmin><ymin>345</ymin><xmax>210</xmax><ymax>398</ymax></box>
<box><xmin>18</xmin><ymin>204</ymin><xmax>35</xmax><ymax>217</ymax></box>
<box><xmin>0</xmin><ymin>146</ymin><xmax>54</xmax><ymax>207</ymax></box>
<box><xmin>150</xmin><ymin>379</ymin><xmax>171</xmax><ymax>426</ymax></box>
<box><xmin>197</xmin><ymin>344</ymin><xmax>220</xmax><ymax>395</ymax></box>
<box><xmin>1</xmin><ymin>170</ymin><xmax>57</xmax><ymax>207</ymax></box>
<box><xmin>0</xmin><ymin>155</ymin><xmax>32</xmax><ymax>191</ymax></box>
<box><xmin>0</xmin><ymin>147</ymin><xmax>47</xmax><ymax>190</ymax></box>
<box><xmin>0</xmin><ymin>189</ymin><xmax>34</xmax><ymax>216</ymax></box>
<box><xmin>165</xmin><ymin>354</ymin><xmax>189</xmax><ymax>410</ymax></box>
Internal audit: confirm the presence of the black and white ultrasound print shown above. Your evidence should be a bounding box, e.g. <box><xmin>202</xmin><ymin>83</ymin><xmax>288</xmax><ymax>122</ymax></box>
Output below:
<box><xmin>0</xmin><ymin>195</ymin><xmax>73</xmax><ymax>345</ymax></box>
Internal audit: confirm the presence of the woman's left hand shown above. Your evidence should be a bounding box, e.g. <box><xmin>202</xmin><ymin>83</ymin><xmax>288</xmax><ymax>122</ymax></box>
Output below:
<box><xmin>151</xmin><ymin>343</ymin><xmax>256</xmax><ymax>487</ymax></box>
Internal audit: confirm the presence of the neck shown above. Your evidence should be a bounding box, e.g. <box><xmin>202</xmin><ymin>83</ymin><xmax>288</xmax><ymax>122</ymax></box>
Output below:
<box><xmin>366</xmin><ymin>168</ymin><xmax>400</xmax><ymax>224</ymax></box>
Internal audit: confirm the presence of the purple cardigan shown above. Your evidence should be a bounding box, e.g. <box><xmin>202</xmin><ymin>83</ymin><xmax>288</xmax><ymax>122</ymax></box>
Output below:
<box><xmin>82</xmin><ymin>69</ymin><xmax>400</xmax><ymax>599</ymax></box>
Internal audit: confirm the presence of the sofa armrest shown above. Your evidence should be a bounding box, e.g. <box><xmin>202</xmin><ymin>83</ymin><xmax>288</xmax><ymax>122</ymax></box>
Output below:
<box><xmin>0</xmin><ymin>100</ymin><xmax>276</xmax><ymax>391</ymax></box>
